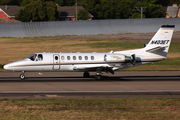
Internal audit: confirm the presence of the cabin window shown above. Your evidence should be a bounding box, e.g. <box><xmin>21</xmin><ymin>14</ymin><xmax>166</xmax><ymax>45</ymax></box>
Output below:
<box><xmin>67</xmin><ymin>56</ymin><xmax>70</xmax><ymax>60</ymax></box>
<box><xmin>85</xmin><ymin>56</ymin><xmax>88</xmax><ymax>60</ymax></box>
<box><xmin>73</xmin><ymin>56</ymin><xmax>76</xmax><ymax>60</ymax></box>
<box><xmin>55</xmin><ymin>56</ymin><xmax>58</xmax><ymax>60</ymax></box>
<box><xmin>91</xmin><ymin>56</ymin><xmax>94</xmax><ymax>60</ymax></box>
<box><xmin>38</xmin><ymin>54</ymin><xmax>43</xmax><ymax>61</ymax></box>
<box><xmin>61</xmin><ymin>56</ymin><xmax>65</xmax><ymax>60</ymax></box>
<box><xmin>28</xmin><ymin>54</ymin><xmax>37</xmax><ymax>61</ymax></box>
<box><xmin>79</xmin><ymin>56</ymin><xmax>82</xmax><ymax>60</ymax></box>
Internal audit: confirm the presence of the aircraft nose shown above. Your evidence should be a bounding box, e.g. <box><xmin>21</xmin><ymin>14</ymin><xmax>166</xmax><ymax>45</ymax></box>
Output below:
<box><xmin>3</xmin><ymin>64</ymin><xmax>9</xmax><ymax>70</ymax></box>
<box><xmin>3</xmin><ymin>60</ymin><xmax>26</xmax><ymax>71</ymax></box>
<box><xmin>3</xmin><ymin>64</ymin><xmax>13</xmax><ymax>71</ymax></box>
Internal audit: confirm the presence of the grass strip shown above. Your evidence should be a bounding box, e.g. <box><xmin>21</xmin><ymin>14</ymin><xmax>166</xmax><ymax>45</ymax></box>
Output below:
<box><xmin>0</xmin><ymin>98</ymin><xmax>180</xmax><ymax>119</ymax></box>
<box><xmin>90</xmin><ymin>41</ymin><xmax>144</xmax><ymax>49</ymax></box>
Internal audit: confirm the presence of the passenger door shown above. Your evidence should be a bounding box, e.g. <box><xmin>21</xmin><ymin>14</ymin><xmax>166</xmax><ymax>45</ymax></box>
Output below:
<box><xmin>53</xmin><ymin>54</ymin><xmax>60</xmax><ymax>70</ymax></box>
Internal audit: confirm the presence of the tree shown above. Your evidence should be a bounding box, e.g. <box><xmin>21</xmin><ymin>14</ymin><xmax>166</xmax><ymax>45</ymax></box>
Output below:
<box><xmin>44</xmin><ymin>1</ymin><xmax>59</xmax><ymax>21</ymax></box>
<box><xmin>20</xmin><ymin>0</ymin><xmax>36</xmax><ymax>6</ymax></box>
<box><xmin>131</xmin><ymin>0</ymin><xmax>158</xmax><ymax>4</ymax></box>
<box><xmin>79</xmin><ymin>0</ymin><xmax>101</xmax><ymax>19</ymax></box>
<box><xmin>99</xmin><ymin>0</ymin><xmax>117</xmax><ymax>19</ymax></box>
<box><xmin>131</xmin><ymin>13</ymin><xmax>146</xmax><ymax>18</ymax></box>
<box><xmin>80</xmin><ymin>0</ymin><xmax>134</xmax><ymax>19</ymax></box>
<box><xmin>54</xmin><ymin>0</ymin><xmax>63</xmax><ymax>6</ymax></box>
<box><xmin>77</xmin><ymin>9</ymin><xmax>89</xmax><ymax>20</ymax></box>
<box><xmin>145</xmin><ymin>4</ymin><xmax>166</xmax><ymax>18</ymax></box>
<box><xmin>15</xmin><ymin>0</ymin><xmax>60</xmax><ymax>22</ymax></box>
<box><xmin>0</xmin><ymin>0</ymin><xmax>23</xmax><ymax>5</ymax></box>
<box><xmin>115</xmin><ymin>0</ymin><xmax>134</xmax><ymax>19</ymax></box>
<box><xmin>20</xmin><ymin>0</ymin><xmax>75</xmax><ymax>6</ymax></box>
<box><xmin>132</xmin><ymin>0</ymin><xmax>166</xmax><ymax>18</ymax></box>
<box><xmin>153</xmin><ymin>0</ymin><xmax>169</xmax><ymax>6</ymax></box>
<box><xmin>54</xmin><ymin>0</ymin><xmax>75</xmax><ymax>6</ymax></box>
<box><xmin>62</xmin><ymin>0</ymin><xmax>75</xmax><ymax>6</ymax></box>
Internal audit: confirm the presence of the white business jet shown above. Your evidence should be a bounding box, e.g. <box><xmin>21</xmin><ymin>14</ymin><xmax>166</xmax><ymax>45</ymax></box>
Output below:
<box><xmin>4</xmin><ymin>25</ymin><xmax>175</xmax><ymax>80</ymax></box>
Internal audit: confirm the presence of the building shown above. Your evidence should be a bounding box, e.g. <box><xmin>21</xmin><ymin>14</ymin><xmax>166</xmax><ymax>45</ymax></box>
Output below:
<box><xmin>0</xmin><ymin>5</ymin><xmax>93</xmax><ymax>21</ymax></box>
<box><xmin>57</xmin><ymin>6</ymin><xmax>93</xmax><ymax>21</ymax></box>
<box><xmin>0</xmin><ymin>5</ymin><xmax>23</xmax><ymax>20</ymax></box>
<box><xmin>166</xmin><ymin>4</ymin><xmax>180</xmax><ymax>18</ymax></box>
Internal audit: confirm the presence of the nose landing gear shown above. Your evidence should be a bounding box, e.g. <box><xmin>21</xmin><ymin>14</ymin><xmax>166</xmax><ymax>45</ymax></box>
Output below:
<box><xmin>20</xmin><ymin>71</ymin><xmax>25</xmax><ymax>80</ymax></box>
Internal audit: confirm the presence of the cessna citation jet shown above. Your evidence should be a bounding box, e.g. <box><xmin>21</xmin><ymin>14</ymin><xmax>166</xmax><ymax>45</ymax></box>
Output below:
<box><xmin>4</xmin><ymin>25</ymin><xmax>175</xmax><ymax>80</ymax></box>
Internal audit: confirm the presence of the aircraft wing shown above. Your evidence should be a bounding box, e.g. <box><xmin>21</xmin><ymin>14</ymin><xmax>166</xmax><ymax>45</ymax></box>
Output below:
<box><xmin>73</xmin><ymin>65</ymin><xmax>114</xmax><ymax>74</ymax></box>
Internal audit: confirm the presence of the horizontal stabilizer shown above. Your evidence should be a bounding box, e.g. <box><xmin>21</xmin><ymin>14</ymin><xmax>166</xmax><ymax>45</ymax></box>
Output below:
<box><xmin>146</xmin><ymin>46</ymin><xmax>168</xmax><ymax>53</ymax></box>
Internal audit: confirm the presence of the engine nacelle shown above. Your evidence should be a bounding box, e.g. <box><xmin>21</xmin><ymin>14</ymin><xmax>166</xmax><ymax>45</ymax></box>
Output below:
<box><xmin>104</xmin><ymin>54</ymin><xmax>125</xmax><ymax>62</ymax></box>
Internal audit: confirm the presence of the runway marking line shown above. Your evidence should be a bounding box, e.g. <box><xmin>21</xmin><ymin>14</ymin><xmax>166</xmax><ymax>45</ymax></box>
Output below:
<box><xmin>44</xmin><ymin>95</ymin><xmax>62</xmax><ymax>98</ymax></box>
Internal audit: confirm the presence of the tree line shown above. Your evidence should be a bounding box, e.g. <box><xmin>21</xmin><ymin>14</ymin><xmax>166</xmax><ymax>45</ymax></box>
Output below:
<box><xmin>79</xmin><ymin>0</ymin><xmax>167</xmax><ymax>19</ymax></box>
<box><xmin>0</xmin><ymin>0</ymin><xmax>180</xmax><ymax>21</ymax></box>
<box><xmin>1</xmin><ymin>0</ymin><xmax>180</xmax><ymax>6</ymax></box>
<box><xmin>0</xmin><ymin>0</ymin><xmax>75</xmax><ymax>6</ymax></box>
<box><xmin>15</xmin><ymin>0</ymin><xmax>59</xmax><ymax>22</ymax></box>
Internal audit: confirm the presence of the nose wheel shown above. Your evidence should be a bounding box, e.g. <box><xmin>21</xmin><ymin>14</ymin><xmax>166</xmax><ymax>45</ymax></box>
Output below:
<box><xmin>20</xmin><ymin>71</ymin><xmax>25</xmax><ymax>80</ymax></box>
<box><xmin>20</xmin><ymin>74</ymin><xmax>25</xmax><ymax>80</ymax></box>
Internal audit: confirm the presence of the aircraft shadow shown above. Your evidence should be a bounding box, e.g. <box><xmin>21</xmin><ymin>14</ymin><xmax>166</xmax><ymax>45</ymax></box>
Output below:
<box><xmin>0</xmin><ymin>75</ymin><xmax>180</xmax><ymax>82</ymax></box>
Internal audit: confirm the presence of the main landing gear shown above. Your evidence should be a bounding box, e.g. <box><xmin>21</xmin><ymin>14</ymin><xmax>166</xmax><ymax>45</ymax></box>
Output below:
<box><xmin>95</xmin><ymin>74</ymin><xmax>101</xmax><ymax>80</ymax></box>
<box><xmin>83</xmin><ymin>71</ymin><xmax>90</xmax><ymax>78</ymax></box>
<box><xmin>20</xmin><ymin>71</ymin><xmax>25</xmax><ymax>80</ymax></box>
<box><xmin>83</xmin><ymin>71</ymin><xmax>102</xmax><ymax>80</ymax></box>
<box><xmin>95</xmin><ymin>71</ymin><xmax>102</xmax><ymax>80</ymax></box>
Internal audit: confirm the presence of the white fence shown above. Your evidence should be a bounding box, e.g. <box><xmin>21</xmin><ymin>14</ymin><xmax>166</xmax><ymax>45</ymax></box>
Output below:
<box><xmin>0</xmin><ymin>18</ymin><xmax>179</xmax><ymax>37</ymax></box>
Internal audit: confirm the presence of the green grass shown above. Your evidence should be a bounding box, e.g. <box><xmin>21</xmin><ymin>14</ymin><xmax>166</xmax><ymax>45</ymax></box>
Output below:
<box><xmin>152</xmin><ymin>58</ymin><xmax>180</xmax><ymax>65</ymax></box>
<box><xmin>90</xmin><ymin>41</ymin><xmax>144</xmax><ymax>49</ymax></box>
<box><xmin>0</xmin><ymin>37</ymin><xmax>12</xmax><ymax>38</ymax></box>
<box><xmin>169</xmin><ymin>42</ymin><xmax>180</xmax><ymax>53</ymax></box>
<box><xmin>87</xmin><ymin>39</ymin><xmax>101</xmax><ymax>41</ymax></box>
<box><xmin>0</xmin><ymin>98</ymin><xmax>180</xmax><ymax>119</ymax></box>
<box><xmin>0</xmin><ymin>64</ymin><xmax>4</xmax><ymax>69</ymax></box>
<box><xmin>65</xmin><ymin>43</ymin><xmax>87</xmax><ymax>46</ymax></box>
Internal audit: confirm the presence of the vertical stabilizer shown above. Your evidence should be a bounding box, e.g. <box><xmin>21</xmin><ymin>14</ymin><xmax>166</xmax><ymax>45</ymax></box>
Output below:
<box><xmin>145</xmin><ymin>25</ymin><xmax>175</xmax><ymax>57</ymax></box>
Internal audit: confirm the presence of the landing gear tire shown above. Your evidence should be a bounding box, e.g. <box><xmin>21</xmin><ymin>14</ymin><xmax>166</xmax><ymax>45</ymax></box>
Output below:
<box><xmin>20</xmin><ymin>74</ymin><xmax>25</xmax><ymax>80</ymax></box>
<box><xmin>95</xmin><ymin>75</ymin><xmax>101</xmax><ymax>80</ymax></box>
<box><xmin>83</xmin><ymin>72</ymin><xmax>90</xmax><ymax>78</ymax></box>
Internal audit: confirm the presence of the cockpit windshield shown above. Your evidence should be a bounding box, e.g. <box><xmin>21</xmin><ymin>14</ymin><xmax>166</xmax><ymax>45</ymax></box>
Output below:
<box><xmin>28</xmin><ymin>54</ymin><xmax>37</xmax><ymax>61</ymax></box>
<box><xmin>28</xmin><ymin>54</ymin><xmax>43</xmax><ymax>61</ymax></box>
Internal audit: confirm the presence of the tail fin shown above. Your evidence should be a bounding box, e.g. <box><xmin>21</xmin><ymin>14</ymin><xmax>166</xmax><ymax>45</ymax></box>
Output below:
<box><xmin>145</xmin><ymin>25</ymin><xmax>175</xmax><ymax>57</ymax></box>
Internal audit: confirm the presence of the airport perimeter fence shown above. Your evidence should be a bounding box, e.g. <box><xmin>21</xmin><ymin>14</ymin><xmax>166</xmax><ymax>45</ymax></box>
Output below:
<box><xmin>0</xmin><ymin>18</ymin><xmax>179</xmax><ymax>37</ymax></box>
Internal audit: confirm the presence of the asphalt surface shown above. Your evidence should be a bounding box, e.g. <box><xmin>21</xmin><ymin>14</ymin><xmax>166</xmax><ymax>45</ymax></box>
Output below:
<box><xmin>0</xmin><ymin>71</ymin><xmax>180</xmax><ymax>99</ymax></box>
